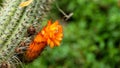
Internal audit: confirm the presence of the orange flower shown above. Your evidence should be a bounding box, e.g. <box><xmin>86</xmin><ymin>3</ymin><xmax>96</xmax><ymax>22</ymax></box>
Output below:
<box><xmin>41</xmin><ymin>20</ymin><xmax>63</xmax><ymax>48</ymax></box>
<box><xmin>25</xmin><ymin>20</ymin><xmax>63</xmax><ymax>62</ymax></box>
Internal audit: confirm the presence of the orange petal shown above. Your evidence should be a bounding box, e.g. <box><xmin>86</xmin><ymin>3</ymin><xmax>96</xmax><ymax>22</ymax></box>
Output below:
<box><xmin>54</xmin><ymin>39</ymin><xmax>60</xmax><ymax>46</ymax></box>
<box><xmin>50</xmin><ymin>41</ymin><xmax>54</xmax><ymax>48</ymax></box>
<box><xmin>47</xmin><ymin>38</ymin><xmax>51</xmax><ymax>45</ymax></box>
<box><xmin>56</xmin><ymin>33</ymin><xmax>63</xmax><ymax>38</ymax></box>
<box><xmin>34</xmin><ymin>34</ymin><xmax>45</xmax><ymax>43</ymax></box>
<box><xmin>54</xmin><ymin>20</ymin><xmax>59</xmax><ymax>25</ymax></box>
<box><xmin>41</xmin><ymin>30</ymin><xmax>45</xmax><ymax>35</ymax></box>
<box><xmin>56</xmin><ymin>37</ymin><xmax>62</xmax><ymax>41</ymax></box>
<box><xmin>47</xmin><ymin>20</ymin><xmax>52</xmax><ymax>26</ymax></box>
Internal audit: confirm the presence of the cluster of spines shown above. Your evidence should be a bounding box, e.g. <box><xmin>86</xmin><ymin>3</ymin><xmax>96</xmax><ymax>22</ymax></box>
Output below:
<box><xmin>0</xmin><ymin>0</ymin><xmax>52</xmax><ymax>67</ymax></box>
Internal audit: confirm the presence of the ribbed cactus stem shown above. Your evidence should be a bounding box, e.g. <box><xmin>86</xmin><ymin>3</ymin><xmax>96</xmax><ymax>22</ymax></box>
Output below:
<box><xmin>0</xmin><ymin>0</ymin><xmax>24</xmax><ymax>46</ymax></box>
<box><xmin>0</xmin><ymin>0</ymin><xmax>52</xmax><ymax>67</ymax></box>
<box><xmin>0</xmin><ymin>0</ymin><xmax>21</xmax><ymax>32</ymax></box>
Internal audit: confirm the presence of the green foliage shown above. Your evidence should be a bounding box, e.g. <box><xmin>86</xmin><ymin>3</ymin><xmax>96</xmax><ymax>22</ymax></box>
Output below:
<box><xmin>26</xmin><ymin>0</ymin><xmax>120</xmax><ymax>68</ymax></box>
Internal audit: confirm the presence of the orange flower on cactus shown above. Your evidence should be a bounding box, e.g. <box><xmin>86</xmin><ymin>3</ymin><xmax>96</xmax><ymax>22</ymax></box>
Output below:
<box><xmin>25</xmin><ymin>20</ymin><xmax>63</xmax><ymax>61</ymax></box>
<box><xmin>41</xmin><ymin>20</ymin><xmax>63</xmax><ymax>48</ymax></box>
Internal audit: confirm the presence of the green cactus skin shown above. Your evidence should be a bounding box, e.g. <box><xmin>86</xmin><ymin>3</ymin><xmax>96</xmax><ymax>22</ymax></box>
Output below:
<box><xmin>0</xmin><ymin>0</ymin><xmax>52</xmax><ymax>67</ymax></box>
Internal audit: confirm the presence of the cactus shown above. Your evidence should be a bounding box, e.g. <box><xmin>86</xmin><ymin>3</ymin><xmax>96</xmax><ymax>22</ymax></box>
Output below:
<box><xmin>0</xmin><ymin>0</ymin><xmax>53</xmax><ymax>67</ymax></box>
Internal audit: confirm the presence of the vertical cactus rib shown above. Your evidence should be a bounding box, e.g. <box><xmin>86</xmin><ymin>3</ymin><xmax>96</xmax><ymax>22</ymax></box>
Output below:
<box><xmin>0</xmin><ymin>0</ymin><xmax>21</xmax><ymax>29</ymax></box>
<box><xmin>0</xmin><ymin>1</ymin><xmax>31</xmax><ymax>62</ymax></box>
<box><xmin>0</xmin><ymin>0</ymin><xmax>24</xmax><ymax>46</ymax></box>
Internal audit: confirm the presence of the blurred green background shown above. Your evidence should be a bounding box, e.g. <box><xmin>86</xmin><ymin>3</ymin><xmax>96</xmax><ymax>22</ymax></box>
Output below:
<box><xmin>25</xmin><ymin>0</ymin><xmax>120</xmax><ymax>68</ymax></box>
<box><xmin>1</xmin><ymin>0</ymin><xmax>120</xmax><ymax>68</ymax></box>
